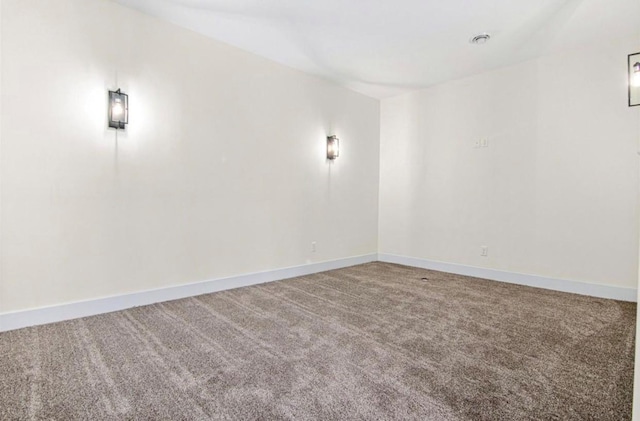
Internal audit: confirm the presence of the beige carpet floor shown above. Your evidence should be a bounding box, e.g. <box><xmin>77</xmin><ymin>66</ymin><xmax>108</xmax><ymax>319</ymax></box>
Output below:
<box><xmin>0</xmin><ymin>262</ymin><xmax>635</xmax><ymax>420</ymax></box>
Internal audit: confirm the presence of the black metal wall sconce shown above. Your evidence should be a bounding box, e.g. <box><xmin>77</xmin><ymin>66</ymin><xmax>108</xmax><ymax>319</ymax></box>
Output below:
<box><xmin>327</xmin><ymin>135</ymin><xmax>340</xmax><ymax>160</ymax></box>
<box><xmin>108</xmin><ymin>89</ymin><xmax>129</xmax><ymax>129</ymax></box>
<box><xmin>629</xmin><ymin>52</ymin><xmax>640</xmax><ymax>107</ymax></box>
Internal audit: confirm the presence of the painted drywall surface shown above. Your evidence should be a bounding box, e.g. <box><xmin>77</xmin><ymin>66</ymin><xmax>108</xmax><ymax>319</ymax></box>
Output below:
<box><xmin>0</xmin><ymin>0</ymin><xmax>380</xmax><ymax>313</ymax></box>
<box><xmin>636</xmin><ymin>232</ymin><xmax>640</xmax><ymax>420</ymax></box>
<box><xmin>634</xmin><ymin>105</ymin><xmax>640</xmax><ymax>421</ymax></box>
<box><xmin>0</xmin><ymin>0</ymin><xmax>3</xmax><ymax>315</ymax></box>
<box><xmin>379</xmin><ymin>38</ymin><xmax>640</xmax><ymax>289</ymax></box>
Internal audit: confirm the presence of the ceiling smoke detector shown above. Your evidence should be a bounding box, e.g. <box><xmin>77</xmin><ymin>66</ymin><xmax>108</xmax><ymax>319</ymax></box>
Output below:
<box><xmin>470</xmin><ymin>33</ymin><xmax>491</xmax><ymax>45</ymax></box>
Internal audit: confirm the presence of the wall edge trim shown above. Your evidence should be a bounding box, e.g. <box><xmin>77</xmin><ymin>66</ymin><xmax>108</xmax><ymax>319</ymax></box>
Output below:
<box><xmin>378</xmin><ymin>253</ymin><xmax>637</xmax><ymax>302</ymax></box>
<box><xmin>0</xmin><ymin>253</ymin><xmax>377</xmax><ymax>332</ymax></box>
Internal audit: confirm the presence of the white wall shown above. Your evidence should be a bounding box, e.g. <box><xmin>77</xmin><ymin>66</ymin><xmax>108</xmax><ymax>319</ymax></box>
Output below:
<box><xmin>0</xmin><ymin>0</ymin><xmax>380</xmax><ymax>314</ymax></box>
<box><xmin>380</xmin><ymin>37</ymin><xmax>640</xmax><ymax>290</ymax></box>
<box><xmin>1</xmin><ymin>0</ymin><xmax>637</xmax><ymax>315</ymax></box>
<box><xmin>634</xmin><ymin>92</ymin><xmax>640</xmax><ymax>421</ymax></box>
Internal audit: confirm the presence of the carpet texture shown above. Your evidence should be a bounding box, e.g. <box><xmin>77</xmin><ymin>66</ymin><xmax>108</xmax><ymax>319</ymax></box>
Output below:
<box><xmin>0</xmin><ymin>262</ymin><xmax>635</xmax><ymax>420</ymax></box>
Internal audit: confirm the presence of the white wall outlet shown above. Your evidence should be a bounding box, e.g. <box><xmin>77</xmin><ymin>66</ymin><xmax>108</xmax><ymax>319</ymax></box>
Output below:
<box><xmin>474</xmin><ymin>139</ymin><xmax>481</xmax><ymax>148</ymax></box>
<box><xmin>480</xmin><ymin>138</ymin><xmax>488</xmax><ymax>148</ymax></box>
<box><xmin>311</xmin><ymin>242</ymin><xmax>317</xmax><ymax>252</ymax></box>
<box><xmin>481</xmin><ymin>246</ymin><xmax>488</xmax><ymax>257</ymax></box>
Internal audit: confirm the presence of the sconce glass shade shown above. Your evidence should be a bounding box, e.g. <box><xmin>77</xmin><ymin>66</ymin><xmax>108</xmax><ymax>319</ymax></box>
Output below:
<box><xmin>327</xmin><ymin>135</ymin><xmax>340</xmax><ymax>160</ymax></box>
<box><xmin>629</xmin><ymin>52</ymin><xmax>640</xmax><ymax>107</ymax></box>
<box><xmin>632</xmin><ymin>62</ymin><xmax>640</xmax><ymax>87</ymax></box>
<box><xmin>108</xmin><ymin>89</ymin><xmax>129</xmax><ymax>129</ymax></box>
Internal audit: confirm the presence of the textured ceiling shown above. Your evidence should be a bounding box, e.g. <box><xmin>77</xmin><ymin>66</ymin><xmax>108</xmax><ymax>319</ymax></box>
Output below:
<box><xmin>114</xmin><ymin>0</ymin><xmax>640</xmax><ymax>98</ymax></box>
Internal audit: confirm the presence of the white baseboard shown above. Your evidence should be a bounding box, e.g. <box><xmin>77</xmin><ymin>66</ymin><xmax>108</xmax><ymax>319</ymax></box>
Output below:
<box><xmin>0</xmin><ymin>254</ymin><xmax>377</xmax><ymax>333</ymax></box>
<box><xmin>3</xmin><ymin>252</ymin><xmax>634</xmax><ymax>333</ymax></box>
<box><xmin>378</xmin><ymin>253</ymin><xmax>637</xmax><ymax>302</ymax></box>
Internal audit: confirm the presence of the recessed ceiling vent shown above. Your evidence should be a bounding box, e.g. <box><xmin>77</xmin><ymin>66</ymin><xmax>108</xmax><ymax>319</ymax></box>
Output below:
<box><xmin>470</xmin><ymin>33</ymin><xmax>491</xmax><ymax>45</ymax></box>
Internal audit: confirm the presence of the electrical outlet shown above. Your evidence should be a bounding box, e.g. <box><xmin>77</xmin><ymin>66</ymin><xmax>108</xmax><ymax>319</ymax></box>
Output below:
<box><xmin>481</xmin><ymin>246</ymin><xmax>488</xmax><ymax>257</ymax></box>
<box><xmin>311</xmin><ymin>242</ymin><xmax>317</xmax><ymax>252</ymax></box>
<box><xmin>474</xmin><ymin>139</ymin><xmax>481</xmax><ymax>148</ymax></box>
<box><xmin>480</xmin><ymin>138</ymin><xmax>488</xmax><ymax>148</ymax></box>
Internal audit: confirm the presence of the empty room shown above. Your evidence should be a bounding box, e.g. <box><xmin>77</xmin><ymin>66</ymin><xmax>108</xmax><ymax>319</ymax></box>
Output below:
<box><xmin>1</xmin><ymin>0</ymin><xmax>639</xmax><ymax>419</ymax></box>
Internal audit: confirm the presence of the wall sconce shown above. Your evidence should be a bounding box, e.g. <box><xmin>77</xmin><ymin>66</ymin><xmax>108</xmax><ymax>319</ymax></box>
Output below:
<box><xmin>108</xmin><ymin>89</ymin><xmax>129</xmax><ymax>129</ymax></box>
<box><xmin>629</xmin><ymin>52</ymin><xmax>640</xmax><ymax>107</ymax></box>
<box><xmin>327</xmin><ymin>135</ymin><xmax>340</xmax><ymax>160</ymax></box>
